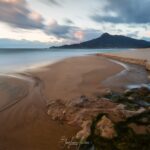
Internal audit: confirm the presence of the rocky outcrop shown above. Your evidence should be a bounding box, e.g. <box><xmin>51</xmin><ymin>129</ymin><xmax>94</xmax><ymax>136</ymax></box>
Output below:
<box><xmin>48</xmin><ymin>87</ymin><xmax>150</xmax><ymax>118</ymax></box>
<box><xmin>76</xmin><ymin>120</ymin><xmax>92</xmax><ymax>141</ymax></box>
<box><xmin>47</xmin><ymin>99</ymin><xmax>66</xmax><ymax>120</ymax></box>
<box><xmin>47</xmin><ymin>87</ymin><xmax>150</xmax><ymax>143</ymax></box>
<box><xmin>104</xmin><ymin>87</ymin><xmax>150</xmax><ymax>109</ymax></box>
<box><xmin>87</xmin><ymin>111</ymin><xmax>150</xmax><ymax>150</ymax></box>
<box><xmin>95</xmin><ymin>116</ymin><xmax>117</xmax><ymax>139</ymax></box>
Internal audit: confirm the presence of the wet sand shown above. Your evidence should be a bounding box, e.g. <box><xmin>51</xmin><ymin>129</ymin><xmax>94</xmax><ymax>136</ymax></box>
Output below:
<box><xmin>0</xmin><ymin>54</ymin><xmax>149</xmax><ymax>149</ymax></box>
<box><xmin>101</xmin><ymin>61</ymin><xmax>150</xmax><ymax>91</ymax></box>
<box><xmin>0</xmin><ymin>74</ymin><xmax>78</xmax><ymax>150</ymax></box>
<box><xmin>33</xmin><ymin>55</ymin><xmax>124</xmax><ymax>102</ymax></box>
<box><xmin>0</xmin><ymin>55</ymin><xmax>125</xmax><ymax>150</ymax></box>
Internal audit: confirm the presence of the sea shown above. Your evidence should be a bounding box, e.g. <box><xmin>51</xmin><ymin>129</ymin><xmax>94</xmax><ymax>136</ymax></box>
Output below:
<box><xmin>0</xmin><ymin>48</ymin><xmax>129</xmax><ymax>73</ymax></box>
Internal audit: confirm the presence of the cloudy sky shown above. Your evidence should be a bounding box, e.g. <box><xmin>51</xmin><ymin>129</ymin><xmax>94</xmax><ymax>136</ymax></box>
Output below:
<box><xmin>0</xmin><ymin>0</ymin><xmax>150</xmax><ymax>48</ymax></box>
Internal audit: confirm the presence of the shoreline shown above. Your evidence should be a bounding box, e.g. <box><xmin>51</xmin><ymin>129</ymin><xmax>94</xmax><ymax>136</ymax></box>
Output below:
<box><xmin>0</xmin><ymin>48</ymin><xmax>131</xmax><ymax>74</ymax></box>
<box><xmin>0</xmin><ymin>54</ymin><xmax>124</xmax><ymax>149</ymax></box>
<box><xmin>0</xmin><ymin>51</ymin><xmax>149</xmax><ymax>149</ymax></box>
<box><xmin>0</xmin><ymin>54</ymin><xmax>126</xmax><ymax>112</ymax></box>
<box><xmin>98</xmin><ymin>48</ymin><xmax>150</xmax><ymax>71</ymax></box>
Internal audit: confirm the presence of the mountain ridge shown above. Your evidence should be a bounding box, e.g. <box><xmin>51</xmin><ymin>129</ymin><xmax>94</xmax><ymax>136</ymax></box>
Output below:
<box><xmin>51</xmin><ymin>33</ymin><xmax>150</xmax><ymax>49</ymax></box>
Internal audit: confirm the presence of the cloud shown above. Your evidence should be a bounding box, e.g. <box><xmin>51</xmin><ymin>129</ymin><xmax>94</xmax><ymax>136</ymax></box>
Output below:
<box><xmin>0</xmin><ymin>0</ymin><xmax>44</xmax><ymax>29</ymax></box>
<box><xmin>91</xmin><ymin>0</ymin><xmax>150</xmax><ymax>24</ymax></box>
<box><xmin>82</xmin><ymin>29</ymin><xmax>101</xmax><ymax>41</ymax></box>
<box><xmin>45</xmin><ymin>20</ymin><xmax>72</xmax><ymax>38</ymax></box>
<box><xmin>45</xmin><ymin>19</ymin><xmax>100</xmax><ymax>43</ymax></box>
<box><xmin>0</xmin><ymin>0</ymin><xmax>104</xmax><ymax>45</ymax></box>
<box><xmin>73</xmin><ymin>29</ymin><xmax>101</xmax><ymax>42</ymax></box>
<box><xmin>0</xmin><ymin>0</ymin><xmax>101</xmax><ymax>45</ymax></box>
<box><xmin>74</xmin><ymin>31</ymin><xmax>84</xmax><ymax>40</ymax></box>
<box><xmin>0</xmin><ymin>0</ymin><xmax>78</xmax><ymax>43</ymax></box>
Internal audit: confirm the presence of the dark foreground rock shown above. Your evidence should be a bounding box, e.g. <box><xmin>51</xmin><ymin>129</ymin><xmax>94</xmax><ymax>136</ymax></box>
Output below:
<box><xmin>82</xmin><ymin>111</ymin><xmax>150</xmax><ymax>150</ymax></box>
<box><xmin>104</xmin><ymin>86</ymin><xmax>150</xmax><ymax>109</ymax></box>
<box><xmin>80</xmin><ymin>87</ymin><xmax>150</xmax><ymax>150</ymax></box>
<box><xmin>47</xmin><ymin>87</ymin><xmax>150</xmax><ymax>149</ymax></box>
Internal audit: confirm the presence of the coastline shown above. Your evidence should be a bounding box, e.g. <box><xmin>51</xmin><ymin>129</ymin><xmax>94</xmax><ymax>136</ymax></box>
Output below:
<box><xmin>0</xmin><ymin>51</ymin><xmax>149</xmax><ymax>149</ymax></box>
<box><xmin>98</xmin><ymin>48</ymin><xmax>150</xmax><ymax>71</ymax></box>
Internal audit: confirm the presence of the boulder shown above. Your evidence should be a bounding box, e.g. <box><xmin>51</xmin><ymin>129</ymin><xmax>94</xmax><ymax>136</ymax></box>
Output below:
<box><xmin>116</xmin><ymin>104</ymin><xmax>126</xmax><ymax>110</ymax></box>
<box><xmin>68</xmin><ymin>95</ymin><xmax>89</xmax><ymax>108</ymax></box>
<box><xmin>95</xmin><ymin>116</ymin><xmax>117</xmax><ymax>139</ymax></box>
<box><xmin>76</xmin><ymin>120</ymin><xmax>92</xmax><ymax>141</ymax></box>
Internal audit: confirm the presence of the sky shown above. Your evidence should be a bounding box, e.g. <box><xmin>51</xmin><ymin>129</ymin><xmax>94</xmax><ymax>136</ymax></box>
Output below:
<box><xmin>0</xmin><ymin>0</ymin><xmax>150</xmax><ymax>48</ymax></box>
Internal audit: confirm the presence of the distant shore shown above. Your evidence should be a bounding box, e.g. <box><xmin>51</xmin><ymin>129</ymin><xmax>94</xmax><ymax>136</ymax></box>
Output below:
<box><xmin>0</xmin><ymin>49</ymin><xmax>149</xmax><ymax>149</ymax></box>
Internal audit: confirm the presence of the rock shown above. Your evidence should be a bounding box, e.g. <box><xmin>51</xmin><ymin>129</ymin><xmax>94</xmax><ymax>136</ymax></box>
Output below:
<box><xmin>116</xmin><ymin>104</ymin><xmax>126</xmax><ymax>110</ymax></box>
<box><xmin>76</xmin><ymin>120</ymin><xmax>92</xmax><ymax>141</ymax></box>
<box><xmin>145</xmin><ymin>61</ymin><xmax>150</xmax><ymax>71</ymax></box>
<box><xmin>128</xmin><ymin>123</ymin><xmax>149</xmax><ymax>135</ymax></box>
<box><xmin>144</xmin><ymin>96</ymin><xmax>150</xmax><ymax>103</ymax></box>
<box><xmin>124</xmin><ymin>89</ymin><xmax>134</xmax><ymax>96</ymax></box>
<box><xmin>128</xmin><ymin>96</ymin><xmax>134</xmax><ymax>101</ymax></box>
<box><xmin>95</xmin><ymin>116</ymin><xmax>117</xmax><ymax>139</ymax></box>
<box><xmin>69</xmin><ymin>95</ymin><xmax>89</xmax><ymax>108</ymax></box>
<box><xmin>104</xmin><ymin>89</ymin><xmax>113</xmax><ymax>95</ymax></box>
<box><xmin>138</xmin><ymin>87</ymin><xmax>150</xmax><ymax>97</ymax></box>
<box><xmin>47</xmin><ymin>99</ymin><xmax>65</xmax><ymax>108</ymax></box>
<box><xmin>140</xmin><ymin>117</ymin><xmax>149</xmax><ymax>124</ymax></box>
<box><xmin>136</xmin><ymin>107</ymin><xmax>146</xmax><ymax>114</ymax></box>
<box><xmin>123</xmin><ymin>87</ymin><xmax>150</xmax><ymax>107</ymax></box>
<box><xmin>47</xmin><ymin>99</ymin><xmax>66</xmax><ymax>121</ymax></box>
<box><xmin>124</xmin><ymin>88</ymin><xmax>141</xmax><ymax>98</ymax></box>
<box><xmin>104</xmin><ymin>91</ymin><xmax>122</xmax><ymax>102</ymax></box>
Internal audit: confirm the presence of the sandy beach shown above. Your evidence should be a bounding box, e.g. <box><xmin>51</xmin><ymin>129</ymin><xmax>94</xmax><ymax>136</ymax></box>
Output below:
<box><xmin>1</xmin><ymin>0</ymin><xmax>150</xmax><ymax>149</ymax></box>
<box><xmin>99</xmin><ymin>48</ymin><xmax>150</xmax><ymax>71</ymax></box>
<box><xmin>108</xmin><ymin>48</ymin><xmax>150</xmax><ymax>62</ymax></box>
<box><xmin>0</xmin><ymin>55</ymin><xmax>125</xmax><ymax>149</ymax></box>
<box><xmin>0</xmin><ymin>53</ymin><xmax>149</xmax><ymax>149</ymax></box>
<box><xmin>0</xmin><ymin>73</ymin><xmax>78</xmax><ymax>150</ymax></box>
<box><xmin>33</xmin><ymin>55</ymin><xmax>124</xmax><ymax>101</ymax></box>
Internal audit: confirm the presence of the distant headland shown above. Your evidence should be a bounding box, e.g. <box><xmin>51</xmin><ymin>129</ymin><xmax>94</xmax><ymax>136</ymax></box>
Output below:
<box><xmin>51</xmin><ymin>33</ymin><xmax>150</xmax><ymax>49</ymax></box>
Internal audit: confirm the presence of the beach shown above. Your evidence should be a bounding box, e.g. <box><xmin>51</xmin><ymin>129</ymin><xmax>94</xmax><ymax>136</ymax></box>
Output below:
<box><xmin>1</xmin><ymin>0</ymin><xmax>150</xmax><ymax>149</ymax></box>
<box><xmin>33</xmin><ymin>55</ymin><xmax>124</xmax><ymax>101</ymax></box>
<box><xmin>0</xmin><ymin>50</ymin><xmax>149</xmax><ymax>149</ymax></box>
<box><xmin>99</xmin><ymin>48</ymin><xmax>150</xmax><ymax>71</ymax></box>
<box><xmin>0</xmin><ymin>73</ymin><xmax>78</xmax><ymax>150</ymax></box>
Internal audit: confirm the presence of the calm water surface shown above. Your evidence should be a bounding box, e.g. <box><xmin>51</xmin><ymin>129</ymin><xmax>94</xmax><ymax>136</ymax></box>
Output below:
<box><xmin>0</xmin><ymin>48</ymin><xmax>129</xmax><ymax>73</ymax></box>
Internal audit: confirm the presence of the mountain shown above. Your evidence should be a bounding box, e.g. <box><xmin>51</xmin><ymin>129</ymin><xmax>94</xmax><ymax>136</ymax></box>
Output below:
<box><xmin>51</xmin><ymin>33</ymin><xmax>150</xmax><ymax>49</ymax></box>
